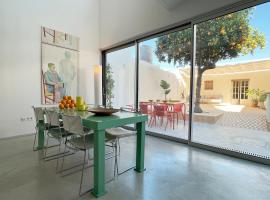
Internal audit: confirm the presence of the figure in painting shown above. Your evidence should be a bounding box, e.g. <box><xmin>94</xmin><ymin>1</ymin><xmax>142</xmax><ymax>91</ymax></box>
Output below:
<box><xmin>44</xmin><ymin>63</ymin><xmax>64</xmax><ymax>102</ymax></box>
<box><xmin>59</xmin><ymin>51</ymin><xmax>76</xmax><ymax>96</ymax></box>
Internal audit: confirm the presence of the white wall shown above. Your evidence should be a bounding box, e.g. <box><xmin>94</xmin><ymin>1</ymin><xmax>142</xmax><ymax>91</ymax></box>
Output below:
<box><xmin>0</xmin><ymin>0</ymin><xmax>244</xmax><ymax>138</ymax></box>
<box><xmin>0</xmin><ymin>0</ymin><xmax>100</xmax><ymax>138</ymax></box>
<box><xmin>139</xmin><ymin>61</ymin><xmax>181</xmax><ymax>102</ymax></box>
<box><xmin>100</xmin><ymin>0</ymin><xmax>240</xmax><ymax>48</ymax></box>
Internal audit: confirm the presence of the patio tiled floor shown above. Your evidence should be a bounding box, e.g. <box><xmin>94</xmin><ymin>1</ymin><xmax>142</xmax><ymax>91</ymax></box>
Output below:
<box><xmin>145</xmin><ymin>104</ymin><xmax>270</xmax><ymax>158</ymax></box>
<box><xmin>215</xmin><ymin>105</ymin><xmax>267</xmax><ymax>131</ymax></box>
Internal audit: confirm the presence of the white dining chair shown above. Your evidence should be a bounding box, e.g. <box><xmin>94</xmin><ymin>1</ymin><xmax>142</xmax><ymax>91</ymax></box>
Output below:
<box><xmin>43</xmin><ymin>110</ymin><xmax>73</xmax><ymax>165</ymax></box>
<box><xmin>106</xmin><ymin>127</ymin><xmax>136</xmax><ymax>177</ymax></box>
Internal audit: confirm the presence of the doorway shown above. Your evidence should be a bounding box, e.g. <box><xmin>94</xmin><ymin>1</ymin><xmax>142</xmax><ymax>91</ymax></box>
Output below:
<box><xmin>232</xmin><ymin>80</ymin><xmax>249</xmax><ymax>105</ymax></box>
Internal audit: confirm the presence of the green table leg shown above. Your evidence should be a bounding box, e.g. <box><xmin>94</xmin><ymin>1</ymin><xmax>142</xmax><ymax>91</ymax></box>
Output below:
<box><xmin>36</xmin><ymin>120</ymin><xmax>45</xmax><ymax>150</ymax></box>
<box><xmin>92</xmin><ymin>129</ymin><xmax>107</xmax><ymax>198</ymax></box>
<box><xmin>135</xmin><ymin>122</ymin><xmax>146</xmax><ymax>172</ymax></box>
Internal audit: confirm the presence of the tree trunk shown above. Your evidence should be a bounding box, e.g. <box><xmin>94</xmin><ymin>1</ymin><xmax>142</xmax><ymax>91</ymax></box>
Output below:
<box><xmin>194</xmin><ymin>69</ymin><xmax>203</xmax><ymax>113</ymax></box>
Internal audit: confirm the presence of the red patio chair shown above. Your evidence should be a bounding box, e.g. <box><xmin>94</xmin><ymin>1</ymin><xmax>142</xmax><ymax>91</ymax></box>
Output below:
<box><xmin>139</xmin><ymin>102</ymin><xmax>154</xmax><ymax>126</ymax></box>
<box><xmin>151</xmin><ymin>104</ymin><xmax>174</xmax><ymax>130</ymax></box>
<box><xmin>169</xmin><ymin>103</ymin><xmax>186</xmax><ymax>126</ymax></box>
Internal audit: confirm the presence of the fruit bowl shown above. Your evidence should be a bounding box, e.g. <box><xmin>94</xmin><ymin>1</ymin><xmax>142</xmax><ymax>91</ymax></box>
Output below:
<box><xmin>88</xmin><ymin>107</ymin><xmax>119</xmax><ymax>116</ymax></box>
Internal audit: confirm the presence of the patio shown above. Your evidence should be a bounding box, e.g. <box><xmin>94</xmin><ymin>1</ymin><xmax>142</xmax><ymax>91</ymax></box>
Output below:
<box><xmin>145</xmin><ymin>104</ymin><xmax>270</xmax><ymax>158</ymax></box>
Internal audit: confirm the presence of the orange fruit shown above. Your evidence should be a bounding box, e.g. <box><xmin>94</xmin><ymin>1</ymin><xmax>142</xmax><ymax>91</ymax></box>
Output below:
<box><xmin>59</xmin><ymin>103</ymin><xmax>64</xmax><ymax>109</ymax></box>
<box><xmin>68</xmin><ymin>96</ymin><xmax>72</xmax><ymax>100</ymax></box>
<box><xmin>69</xmin><ymin>103</ymin><xmax>74</xmax><ymax>108</ymax></box>
<box><xmin>71</xmin><ymin>100</ymin><xmax>75</xmax><ymax>104</ymax></box>
<box><xmin>61</xmin><ymin>100</ymin><xmax>65</xmax><ymax>104</ymax></box>
<box><xmin>64</xmin><ymin>104</ymin><xmax>69</xmax><ymax>108</ymax></box>
<box><xmin>63</xmin><ymin>96</ymin><xmax>68</xmax><ymax>100</ymax></box>
<box><xmin>67</xmin><ymin>100</ymin><xmax>72</xmax><ymax>104</ymax></box>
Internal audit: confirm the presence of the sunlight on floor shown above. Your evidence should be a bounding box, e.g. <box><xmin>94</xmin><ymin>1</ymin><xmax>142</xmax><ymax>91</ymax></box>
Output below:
<box><xmin>214</xmin><ymin>103</ymin><xmax>245</xmax><ymax>112</ymax></box>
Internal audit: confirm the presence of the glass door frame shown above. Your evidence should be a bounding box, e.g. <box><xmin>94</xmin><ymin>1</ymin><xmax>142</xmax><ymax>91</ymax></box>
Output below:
<box><xmin>101</xmin><ymin>0</ymin><xmax>270</xmax><ymax>165</ymax></box>
<box><xmin>101</xmin><ymin>42</ymin><xmax>136</xmax><ymax>107</ymax></box>
<box><xmin>102</xmin><ymin>24</ymin><xmax>192</xmax><ymax>143</ymax></box>
<box><xmin>189</xmin><ymin>0</ymin><xmax>270</xmax><ymax>165</ymax></box>
<box><xmin>137</xmin><ymin>25</ymin><xmax>192</xmax><ymax>142</ymax></box>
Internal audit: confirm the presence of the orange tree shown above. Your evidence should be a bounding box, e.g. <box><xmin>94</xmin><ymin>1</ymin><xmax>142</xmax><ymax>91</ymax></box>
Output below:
<box><xmin>155</xmin><ymin>9</ymin><xmax>265</xmax><ymax>113</ymax></box>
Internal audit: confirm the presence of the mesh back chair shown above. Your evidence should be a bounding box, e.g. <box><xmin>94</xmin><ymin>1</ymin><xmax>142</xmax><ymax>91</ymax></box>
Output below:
<box><xmin>60</xmin><ymin>115</ymin><xmax>93</xmax><ymax>195</ymax></box>
<box><xmin>32</xmin><ymin>106</ymin><xmax>46</xmax><ymax>151</ymax></box>
<box><xmin>105</xmin><ymin>127</ymin><xmax>136</xmax><ymax>177</ymax></box>
<box><xmin>43</xmin><ymin>110</ymin><xmax>72</xmax><ymax>163</ymax></box>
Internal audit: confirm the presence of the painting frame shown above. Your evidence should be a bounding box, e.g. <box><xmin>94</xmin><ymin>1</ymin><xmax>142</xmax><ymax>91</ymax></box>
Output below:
<box><xmin>41</xmin><ymin>26</ymin><xmax>79</xmax><ymax>105</ymax></box>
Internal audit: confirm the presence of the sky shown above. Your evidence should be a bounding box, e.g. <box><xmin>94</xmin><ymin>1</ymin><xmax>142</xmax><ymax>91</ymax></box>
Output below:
<box><xmin>140</xmin><ymin>2</ymin><xmax>270</xmax><ymax>69</ymax></box>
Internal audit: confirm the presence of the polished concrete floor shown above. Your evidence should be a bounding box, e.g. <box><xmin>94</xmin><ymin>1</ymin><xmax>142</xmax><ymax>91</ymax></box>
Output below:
<box><xmin>0</xmin><ymin>134</ymin><xmax>270</xmax><ymax>200</ymax></box>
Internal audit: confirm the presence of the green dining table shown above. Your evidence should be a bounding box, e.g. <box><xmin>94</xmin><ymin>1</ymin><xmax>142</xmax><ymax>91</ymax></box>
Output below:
<box><xmin>36</xmin><ymin>109</ymin><xmax>148</xmax><ymax>198</ymax></box>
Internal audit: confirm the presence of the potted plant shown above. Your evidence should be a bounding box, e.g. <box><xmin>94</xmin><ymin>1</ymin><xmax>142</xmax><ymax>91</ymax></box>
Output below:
<box><xmin>246</xmin><ymin>89</ymin><xmax>264</xmax><ymax>107</ymax></box>
<box><xmin>160</xmin><ymin>80</ymin><xmax>171</xmax><ymax>102</ymax></box>
<box><xmin>258</xmin><ymin>92</ymin><xmax>267</xmax><ymax>109</ymax></box>
<box><xmin>105</xmin><ymin>64</ymin><xmax>115</xmax><ymax>108</ymax></box>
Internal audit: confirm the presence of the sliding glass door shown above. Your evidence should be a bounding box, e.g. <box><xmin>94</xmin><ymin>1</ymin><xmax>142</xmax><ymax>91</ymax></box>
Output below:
<box><xmin>102</xmin><ymin>1</ymin><xmax>270</xmax><ymax>164</ymax></box>
<box><xmin>191</xmin><ymin>2</ymin><xmax>270</xmax><ymax>158</ymax></box>
<box><xmin>138</xmin><ymin>27</ymin><xmax>191</xmax><ymax>140</ymax></box>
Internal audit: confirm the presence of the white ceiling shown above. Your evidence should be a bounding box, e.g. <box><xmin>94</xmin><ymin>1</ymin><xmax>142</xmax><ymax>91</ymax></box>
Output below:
<box><xmin>100</xmin><ymin>0</ymin><xmax>242</xmax><ymax>48</ymax></box>
<box><xmin>158</xmin><ymin>0</ymin><xmax>185</xmax><ymax>10</ymax></box>
<box><xmin>158</xmin><ymin>0</ymin><xmax>240</xmax><ymax>12</ymax></box>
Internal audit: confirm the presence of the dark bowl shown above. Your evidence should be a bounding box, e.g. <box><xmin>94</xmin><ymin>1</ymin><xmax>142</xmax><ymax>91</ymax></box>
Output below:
<box><xmin>88</xmin><ymin>108</ymin><xmax>119</xmax><ymax>116</ymax></box>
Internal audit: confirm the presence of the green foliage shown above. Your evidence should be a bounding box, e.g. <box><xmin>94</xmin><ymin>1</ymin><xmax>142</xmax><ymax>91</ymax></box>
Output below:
<box><xmin>160</xmin><ymin>80</ymin><xmax>170</xmax><ymax>89</ymax></box>
<box><xmin>165</xmin><ymin>89</ymin><xmax>171</xmax><ymax>95</ymax></box>
<box><xmin>155</xmin><ymin>9</ymin><xmax>265</xmax><ymax>69</ymax></box>
<box><xmin>105</xmin><ymin>64</ymin><xmax>115</xmax><ymax>107</ymax></box>
<box><xmin>160</xmin><ymin>80</ymin><xmax>171</xmax><ymax>100</ymax></box>
<box><xmin>246</xmin><ymin>88</ymin><xmax>265</xmax><ymax>102</ymax></box>
<box><xmin>155</xmin><ymin>8</ymin><xmax>265</xmax><ymax>112</ymax></box>
<box><xmin>259</xmin><ymin>92</ymin><xmax>267</xmax><ymax>102</ymax></box>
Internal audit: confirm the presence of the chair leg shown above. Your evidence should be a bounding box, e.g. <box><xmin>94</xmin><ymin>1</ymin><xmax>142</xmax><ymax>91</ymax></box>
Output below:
<box><xmin>79</xmin><ymin>150</ymin><xmax>87</xmax><ymax>196</ymax></box>
<box><xmin>114</xmin><ymin>140</ymin><xmax>119</xmax><ymax>179</ymax></box>
<box><xmin>60</xmin><ymin>143</ymin><xmax>68</xmax><ymax>174</ymax></box>
<box><xmin>44</xmin><ymin>134</ymin><xmax>50</xmax><ymax>158</ymax></box>
<box><xmin>87</xmin><ymin>149</ymin><xmax>91</xmax><ymax>160</ymax></box>
<box><xmin>150</xmin><ymin>116</ymin><xmax>154</xmax><ymax>127</ymax></box>
<box><xmin>165</xmin><ymin>118</ymin><xmax>168</xmax><ymax>130</ymax></box>
<box><xmin>118</xmin><ymin>138</ymin><xmax>121</xmax><ymax>156</ymax></box>
<box><xmin>114</xmin><ymin>137</ymin><xmax>136</xmax><ymax>177</ymax></box>
<box><xmin>150</xmin><ymin>116</ymin><xmax>156</xmax><ymax>127</ymax></box>
<box><xmin>56</xmin><ymin>139</ymin><xmax>62</xmax><ymax>171</ymax></box>
<box><xmin>172</xmin><ymin>114</ymin><xmax>175</xmax><ymax>130</ymax></box>
<box><xmin>173</xmin><ymin>117</ymin><xmax>175</xmax><ymax>130</ymax></box>
<box><xmin>32</xmin><ymin>130</ymin><xmax>37</xmax><ymax>151</ymax></box>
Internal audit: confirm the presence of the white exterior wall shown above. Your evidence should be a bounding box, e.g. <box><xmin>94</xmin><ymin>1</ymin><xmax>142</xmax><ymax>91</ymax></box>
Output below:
<box><xmin>139</xmin><ymin>61</ymin><xmax>181</xmax><ymax>102</ymax></box>
<box><xmin>200</xmin><ymin>71</ymin><xmax>270</xmax><ymax>105</ymax></box>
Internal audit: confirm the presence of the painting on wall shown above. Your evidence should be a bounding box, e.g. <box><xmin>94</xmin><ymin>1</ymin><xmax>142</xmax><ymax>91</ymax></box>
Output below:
<box><xmin>41</xmin><ymin>27</ymin><xmax>79</xmax><ymax>104</ymax></box>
